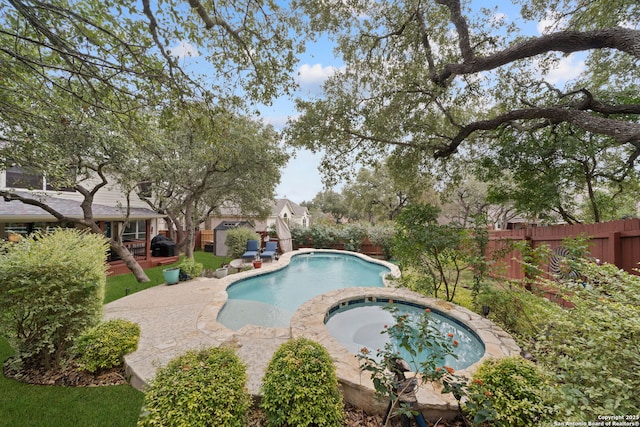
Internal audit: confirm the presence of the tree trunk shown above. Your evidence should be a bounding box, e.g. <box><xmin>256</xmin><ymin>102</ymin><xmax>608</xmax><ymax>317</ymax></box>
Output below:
<box><xmin>110</xmin><ymin>240</ymin><xmax>150</xmax><ymax>282</ymax></box>
<box><xmin>183</xmin><ymin>202</ymin><xmax>195</xmax><ymax>258</ymax></box>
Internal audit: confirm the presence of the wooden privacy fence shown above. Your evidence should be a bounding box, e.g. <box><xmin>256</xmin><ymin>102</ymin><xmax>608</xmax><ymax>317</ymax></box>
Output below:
<box><xmin>487</xmin><ymin>218</ymin><xmax>640</xmax><ymax>281</ymax></box>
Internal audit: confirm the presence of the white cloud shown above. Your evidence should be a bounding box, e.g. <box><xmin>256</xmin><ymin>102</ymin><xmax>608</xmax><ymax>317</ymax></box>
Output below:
<box><xmin>541</xmin><ymin>53</ymin><xmax>586</xmax><ymax>84</ymax></box>
<box><xmin>167</xmin><ymin>41</ymin><xmax>199</xmax><ymax>59</ymax></box>
<box><xmin>297</xmin><ymin>63</ymin><xmax>341</xmax><ymax>87</ymax></box>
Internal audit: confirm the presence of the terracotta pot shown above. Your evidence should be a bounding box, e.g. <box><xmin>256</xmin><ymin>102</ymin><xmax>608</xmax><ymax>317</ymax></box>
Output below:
<box><xmin>253</xmin><ymin>260</ymin><xmax>262</xmax><ymax>269</ymax></box>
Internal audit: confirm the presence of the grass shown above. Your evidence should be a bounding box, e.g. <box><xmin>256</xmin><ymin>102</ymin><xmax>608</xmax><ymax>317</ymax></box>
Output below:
<box><xmin>0</xmin><ymin>337</ymin><xmax>144</xmax><ymax>427</ymax></box>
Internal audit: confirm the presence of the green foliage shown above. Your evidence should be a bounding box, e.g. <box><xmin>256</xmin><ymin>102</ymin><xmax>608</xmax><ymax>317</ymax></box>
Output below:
<box><xmin>74</xmin><ymin>319</ymin><xmax>140</xmax><ymax>374</ymax></box>
<box><xmin>367</xmin><ymin>221</ymin><xmax>396</xmax><ymax>259</ymax></box>
<box><xmin>475</xmin><ymin>285</ymin><xmax>559</xmax><ymax>341</ymax></box>
<box><xmin>225</xmin><ymin>227</ymin><xmax>260</xmax><ymax>259</ymax></box>
<box><xmin>393</xmin><ymin>203</ymin><xmax>468</xmax><ymax>301</ymax></box>
<box><xmin>533</xmin><ymin>260</ymin><xmax>640</xmax><ymax>419</ymax></box>
<box><xmin>178</xmin><ymin>257</ymin><xmax>204</xmax><ymax>278</ymax></box>
<box><xmin>261</xmin><ymin>338</ymin><xmax>344</xmax><ymax>427</ymax></box>
<box><xmin>465</xmin><ymin>357</ymin><xmax>555</xmax><ymax>427</ymax></box>
<box><xmin>337</xmin><ymin>223</ymin><xmax>368</xmax><ymax>252</ymax></box>
<box><xmin>513</xmin><ymin>240</ymin><xmax>551</xmax><ymax>285</ymax></box>
<box><xmin>479</xmin><ymin>259</ymin><xmax>640</xmax><ymax>420</ymax></box>
<box><xmin>0</xmin><ymin>229</ymin><xmax>108</xmax><ymax>370</ymax></box>
<box><xmin>138</xmin><ymin>347</ymin><xmax>250</xmax><ymax>427</ymax></box>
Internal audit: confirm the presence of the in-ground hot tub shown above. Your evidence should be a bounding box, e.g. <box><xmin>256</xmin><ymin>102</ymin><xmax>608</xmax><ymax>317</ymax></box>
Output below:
<box><xmin>324</xmin><ymin>299</ymin><xmax>486</xmax><ymax>370</ymax></box>
<box><xmin>290</xmin><ymin>287</ymin><xmax>522</xmax><ymax>421</ymax></box>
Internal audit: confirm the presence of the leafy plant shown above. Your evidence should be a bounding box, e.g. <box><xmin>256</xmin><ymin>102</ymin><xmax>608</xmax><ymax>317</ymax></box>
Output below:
<box><xmin>178</xmin><ymin>257</ymin><xmax>204</xmax><ymax>278</ymax></box>
<box><xmin>0</xmin><ymin>229</ymin><xmax>108</xmax><ymax>370</ymax></box>
<box><xmin>358</xmin><ymin>303</ymin><xmax>465</xmax><ymax>425</ymax></box>
<box><xmin>393</xmin><ymin>203</ymin><xmax>468</xmax><ymax>301</ymax></box>
<box><xmin>225</xmin><ymin>227</ymin><xmax>260</xmax><ymax>259</ymax></box>
<box><xmin>465</xmin><ymin>357</ymin><xmax>555</xmax><ymax>426</ymax></box>
<box><xmin>138</xmin><ymin>347</ymin><xmax>250</xmax><ymax>427</ymax></box>
<box><xmin>74</xmin><ymin>319</ymin><xmax>140</xmax><ymax>373</ymax></box>
<box><xmin>512</xmin><ymin>240</ymin><xmax>550</xmax><ymax>289</ymax></box>
<box><xmin>261</xmin><ymin>337</ymin><xmax>344</xmax><ymax>427</ymax></box>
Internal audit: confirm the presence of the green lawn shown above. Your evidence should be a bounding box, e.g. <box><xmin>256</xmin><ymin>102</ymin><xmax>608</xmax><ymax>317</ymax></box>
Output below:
<box><xmin>1</xmin><ymin>251</ymin><xmax>229</xmax><ymax>426</ymax></box>
<box><xmin>0</xmin><ymin>337</ymin><xmax>144</xmax><ymax>427</ymax></box>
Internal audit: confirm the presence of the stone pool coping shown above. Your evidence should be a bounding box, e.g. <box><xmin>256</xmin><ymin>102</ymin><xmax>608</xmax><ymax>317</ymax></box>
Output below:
<box><xmin>103</xmin><ymin>249</ymin><xmax>519</xmax><ymax>420</ymax></box>
<box><xmin>291</xmin><ymin>287</ymin><xmax>522</xmax><ymax>418</ymax></box>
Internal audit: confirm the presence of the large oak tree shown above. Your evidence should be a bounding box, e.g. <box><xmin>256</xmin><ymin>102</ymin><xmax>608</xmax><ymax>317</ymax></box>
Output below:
<box><xmin>286</xmin><ymin>0</ymin><xmax>639</xmax><ymax>191</ymax></box>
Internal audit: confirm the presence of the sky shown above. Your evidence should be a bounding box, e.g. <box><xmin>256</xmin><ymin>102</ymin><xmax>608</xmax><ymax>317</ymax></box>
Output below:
<box><xmin>171</xmin><ymin>3</ymin><xmax>590</xmax><ymax>204</ymax></box>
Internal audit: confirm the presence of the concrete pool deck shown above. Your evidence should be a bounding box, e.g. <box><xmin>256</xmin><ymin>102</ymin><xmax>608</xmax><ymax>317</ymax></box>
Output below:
<box><xmin>103</xmin><ymin>249</ymin><xmax>520</xmax><ymax>419</ymax></box>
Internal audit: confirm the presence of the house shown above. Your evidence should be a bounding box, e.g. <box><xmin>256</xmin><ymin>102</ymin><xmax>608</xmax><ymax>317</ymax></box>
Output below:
<box><xmin>0</xmin><ymin>166</ymin><xmax>173</xmax><ymax>274</ymax></box>
<box><xmin>206</xmin><ymin>198</ymin><xmax>310</xmax><ymax>232</ymax></box>
<box><xmin>202</xmin><ymin>198</ymin><xmax>309</xmax><ymax>252</ymax></box>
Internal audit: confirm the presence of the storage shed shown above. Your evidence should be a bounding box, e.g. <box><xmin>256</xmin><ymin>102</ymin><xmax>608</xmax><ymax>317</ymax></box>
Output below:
<box><xmin>213</xmin><ymin>221</ymin><xmax>254</xmax><ymax>256</ymax></box>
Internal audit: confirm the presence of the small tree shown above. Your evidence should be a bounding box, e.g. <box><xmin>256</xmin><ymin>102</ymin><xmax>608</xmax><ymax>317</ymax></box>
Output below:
<box><xmin>0</xmin><ymin>229</ymin><xmax>108</xmax><ymax>370</ymax></box>
<box><xmin>393</xmin><ymin>203</ymin><xmax>468</xmax><ymax>301</ymax></box>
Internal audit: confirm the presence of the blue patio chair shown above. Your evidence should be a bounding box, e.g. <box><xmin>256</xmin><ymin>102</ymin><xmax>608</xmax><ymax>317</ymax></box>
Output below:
<box><xmin>260</xmin><ymin>241</ymin><xmax>278</xmax><ymax>261</ymax></box>
<box><xmin>241</xmin><ymin>239</ymin><xmax>260</xmax><ymax>261</ymax></box>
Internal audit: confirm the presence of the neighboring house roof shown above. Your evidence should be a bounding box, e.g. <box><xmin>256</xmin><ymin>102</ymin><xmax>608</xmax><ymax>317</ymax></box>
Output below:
<box><xmin>0</xmin><ymin>191</ymin><xmax>163</xmax><ymax>222</ymax></box>
<box><xmin>216</xmin><ymin>198</ymin><xmax>308</xmax><ymax>218</ymax></box>
<box><xmin>273</xmin><ymin>198</ymin><xmax>308</xmax><ymax>217</ymax></box>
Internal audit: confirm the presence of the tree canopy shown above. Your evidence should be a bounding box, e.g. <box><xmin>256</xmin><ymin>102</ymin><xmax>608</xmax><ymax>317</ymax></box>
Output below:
<box><xmin>286</xmin><ymin>0</ymin><xmax>640</xmax><ymax>193</ymax></box>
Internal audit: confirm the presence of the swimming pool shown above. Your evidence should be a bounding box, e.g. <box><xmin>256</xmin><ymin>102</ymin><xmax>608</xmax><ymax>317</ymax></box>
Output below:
<box><xmin>217</xmin><ymin>252</ymin><xmax>391</xmax><ymax>329</ymax></box>
<box><xmin>324</xmin><ymin>300</ymin><xmax>485</xmax><ymax>370</ymax></box>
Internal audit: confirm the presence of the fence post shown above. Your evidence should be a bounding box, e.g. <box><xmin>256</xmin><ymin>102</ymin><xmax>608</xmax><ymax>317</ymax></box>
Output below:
<box><xmin>609</xmin><ymin>231</ymin><xmax>622</xmax><ymax>268</ymax></box>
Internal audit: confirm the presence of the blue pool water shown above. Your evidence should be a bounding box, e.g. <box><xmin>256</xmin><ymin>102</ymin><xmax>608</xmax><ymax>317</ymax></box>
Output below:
<box><xmin>325</xmin><ymin>301</ymin><xmax>485</xmax><ymax>370</ymax></box>
<box><xmin>217</xmin><ymin>252</ymin><xmax>389</xmax><ymax>330</ymax></box>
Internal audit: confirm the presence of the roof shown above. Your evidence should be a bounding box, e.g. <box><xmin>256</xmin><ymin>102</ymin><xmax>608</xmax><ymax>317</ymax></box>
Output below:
<box><xmin>0</xmin><ymin>191</ymin><xmax>164</xmax><ymax>222</ymax></box>
<box><xmin>273</xmin><ymin>198</ymin><xmax>308</xmax><ymax>216</ymax></box>
<box><xmin>216</xmin><ymin>198</ymin><xmax>308</xmax><ymax>218</ymax></box>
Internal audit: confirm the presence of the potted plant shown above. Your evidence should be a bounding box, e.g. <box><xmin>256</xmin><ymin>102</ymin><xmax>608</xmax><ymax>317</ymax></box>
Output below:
<box><xmin>163</xmin><ymin>267</ymin><xmax>180</xmax><ymax>285</ymax></box>
<box><xmin>252</xmin><ymin>255</ymin><xmax>262</xmax><ymax>269</ymax></box>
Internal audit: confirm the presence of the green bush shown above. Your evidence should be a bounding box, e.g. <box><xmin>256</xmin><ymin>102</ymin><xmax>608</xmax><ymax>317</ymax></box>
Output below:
<box><xmin>0</xmin><ymin>229</ymin><xmax>108</xmax><ymax>370</ymax></box>
<box><xmin>138</xmin><ymin>347</ymin><xmax>250</xmax><ymax>427</ymax></box>
<box><xmin>532</xmin><ymin>259</ymin><xmax>640</xmax><ymax>419</ymax></box>
<box><xmin>465</xmin><ymin>357</ymin><xmax>555</xmax><ymax>426</ymax></box>
<box><xmin>261</xmin><ymin>337</ymin><xmax>344</xmax><ymax>427</ymax></box>
<box><xmin>225</xmin><ymin>227</ymin><xmax>260</xmax><ymax>259</ymax></box>
<box><xmin>178</xmin><ymin>257</ymin><xmax>204</xmax><ymax>278</ymax></box>
<box><xmin>74</xmin><ymin>319</ymin><xmax>140</xmax><ymax>373</ymax></box>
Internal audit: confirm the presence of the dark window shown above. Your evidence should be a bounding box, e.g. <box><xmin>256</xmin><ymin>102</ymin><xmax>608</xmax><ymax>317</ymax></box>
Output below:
<box><xmin>6</xmin><ymin>166</ymin><xmax>43</xmax><ymax>190</ymax></box>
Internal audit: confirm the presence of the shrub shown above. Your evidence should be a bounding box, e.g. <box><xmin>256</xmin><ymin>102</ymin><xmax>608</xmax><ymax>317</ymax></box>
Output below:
<box><xmin>532</xmin><ymin>260</ymin><xmax>640</xmax><ymax>419</ymax></box>
<box><xmin>261</xmin><ymin>338</ymin><xmax>344</xmax><ymax>427</ymax></box>
<box><xmin>74</xmin><ymin>319</ymin><xmax>140</xmax><ymax>373</ymax></box>
<box><xmin>138</xmin><ymin>347</ymin><xmax>250</xmax><ymax>427</ymax></box>
<box><xmin>0</xmin><ymin>229</ymin><xmax>108</xmax><ymax>370</ymax></box>
<box><xmin>225</xmin><ymin>227</ymin><xmax>260</xmax><ymax>259</ymax></box>
<box><xmin>465</xmin><ymin>357</ymin><xmax>555</xmax><ymax>426</ymax></box>
<box><xmin>178</xmin><ymin>257</ymin><xmax>204</xmax><ymax>278</ymax></box>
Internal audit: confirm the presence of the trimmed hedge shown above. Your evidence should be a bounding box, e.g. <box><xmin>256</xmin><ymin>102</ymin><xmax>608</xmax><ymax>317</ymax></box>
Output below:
<box><xmin>138</xmin><ymin>347</ymin><xmax>250</xmax><ymax>427</ymax></box>
<box><xmin>261</xmin><ymin>337</ymin><xmax>344</xmax><ymax>427</ymax></box>
<box><xmin>74</xmin><ymin>319</ymin><xmax>140</xmax><ymax>373</ymax></box>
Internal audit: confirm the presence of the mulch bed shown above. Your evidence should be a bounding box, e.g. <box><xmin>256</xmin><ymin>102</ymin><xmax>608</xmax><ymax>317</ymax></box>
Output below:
<box><xmin>4</xmin><ymin>358</ymin><xmax>467</xmax><ymax>426</ymax></box>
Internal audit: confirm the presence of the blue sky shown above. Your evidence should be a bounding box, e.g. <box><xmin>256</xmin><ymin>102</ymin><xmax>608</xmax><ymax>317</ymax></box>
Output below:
<box><xmin>169</xmin><ymin>3</ymin><xmax>592</xmax><ymax>204</ymax></box>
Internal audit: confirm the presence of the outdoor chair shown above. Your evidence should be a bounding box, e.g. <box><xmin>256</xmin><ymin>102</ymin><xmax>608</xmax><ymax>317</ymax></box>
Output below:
<box><xmin>241</xmin><ymin>240</ymin><xmax>260</xmax><ymax>261</ymax></box>
<box><xmin>260</xmin><ymin>241</ymin><xmax>278</xmax><ymax>261</ymax></box>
